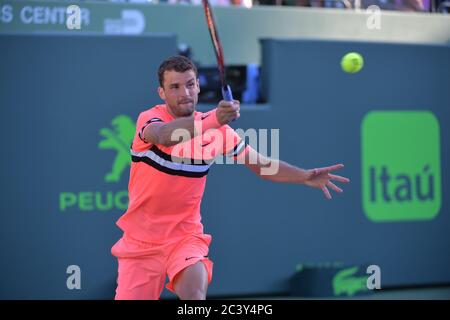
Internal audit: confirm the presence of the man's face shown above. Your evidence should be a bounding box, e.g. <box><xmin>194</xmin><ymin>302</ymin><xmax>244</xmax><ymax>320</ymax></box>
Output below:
<box><xmin>158</xmin><ymin>69</ymin><xmax>200</xmax><ymax>118</ymax></box>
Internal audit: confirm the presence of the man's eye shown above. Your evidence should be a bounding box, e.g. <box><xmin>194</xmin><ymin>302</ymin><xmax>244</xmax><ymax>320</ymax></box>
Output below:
<box><xmin>187</xmin><ymin>83</ymin><xmax>195</xmax><ymax>88</ymax></box>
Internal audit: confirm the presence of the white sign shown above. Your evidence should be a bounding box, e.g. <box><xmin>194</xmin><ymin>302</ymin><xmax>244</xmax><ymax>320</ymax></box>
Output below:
<box><xmin>104</xmin><ymin>9</ymin><xmax>145</xmax><ymax>35</ymax></box>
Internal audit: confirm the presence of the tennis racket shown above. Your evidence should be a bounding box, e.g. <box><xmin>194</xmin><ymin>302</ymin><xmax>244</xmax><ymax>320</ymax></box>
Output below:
<box><xmin>201</xmin><ymin>0</ymin><xmax>234</xmax><ymax>102</ymax></box>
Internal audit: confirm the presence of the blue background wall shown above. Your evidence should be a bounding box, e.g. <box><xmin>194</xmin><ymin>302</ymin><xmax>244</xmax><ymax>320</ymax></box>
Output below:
<box><xmin>0</xmin><ymin>34</ymin><xmax>448</xmax><ymax>299</ymax></box>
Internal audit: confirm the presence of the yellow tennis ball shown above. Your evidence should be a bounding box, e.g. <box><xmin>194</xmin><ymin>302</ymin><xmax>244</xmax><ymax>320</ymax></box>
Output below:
<box><xmin>341</xmin><ymin>52</ymin><xmax>364</xmax><ymax>73</ymax></box>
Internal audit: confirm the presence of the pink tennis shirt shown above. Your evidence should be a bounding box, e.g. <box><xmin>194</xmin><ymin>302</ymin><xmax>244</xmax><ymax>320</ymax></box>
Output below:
<box><xmin>116</xmin><ymin>104</ymin><xmax>248</xmax><ymax>242</ymax></box>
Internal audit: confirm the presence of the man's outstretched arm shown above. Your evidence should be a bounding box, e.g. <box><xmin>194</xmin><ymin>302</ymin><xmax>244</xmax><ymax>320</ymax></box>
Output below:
<box><xmin>241</xmin><ymin>147</ymin><xmax>350</xmax><ymax>200</ymax></box>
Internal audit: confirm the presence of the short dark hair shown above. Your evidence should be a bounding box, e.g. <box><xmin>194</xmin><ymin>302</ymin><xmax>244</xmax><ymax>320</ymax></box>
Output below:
<box><xmin>157</xmin><ymin>55</ymin><xmax>198</xmax><ymax>87</ymax></box>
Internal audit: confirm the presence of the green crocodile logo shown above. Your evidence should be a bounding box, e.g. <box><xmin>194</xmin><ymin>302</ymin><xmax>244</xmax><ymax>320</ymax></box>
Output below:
<box><xmin>332</xmin><ymin>267</ymin><xmax>368</xmax><ymax>297</ymax></box>
<box><xmin>98</xmin><ymin>115</ymin><xmax>135</xmax><ymax>183</ymax></box>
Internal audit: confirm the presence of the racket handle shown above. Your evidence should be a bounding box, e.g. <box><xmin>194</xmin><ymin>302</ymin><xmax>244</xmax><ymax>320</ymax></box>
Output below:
<box><xmin>222</xmin><ymin>85</ymin><xmax>234</xmax><ymax>102</ymax></box>
<box><xmin>222</xmin><ymin>85</ymin><xmax>237</xmax><ymax>122</ymax></box>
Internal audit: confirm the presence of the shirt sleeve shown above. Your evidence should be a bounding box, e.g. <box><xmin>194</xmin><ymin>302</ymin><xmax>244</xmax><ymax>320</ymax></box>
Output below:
<box><xmin>221</xmin><ymin>125</ymin><xmax>250</xmax><ymax>160</ymax></box>
<box><xmin>131</xmin><ymin>112</ymin><xmax>164</xmax><ymax>152</ymax></box>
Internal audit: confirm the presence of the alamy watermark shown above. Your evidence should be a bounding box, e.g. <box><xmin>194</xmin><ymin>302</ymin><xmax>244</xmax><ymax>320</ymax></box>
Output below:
<box><xmin>365</xmin><ymin>5</ymin><xmax>381</xmax><ymax>30</ymax></box>
<box><xmin>66</xmin><ymin>265</ymin><xmax>81</xmax><ymax>290</ymax></box>
<box><xmin>169</xmin><ymin>125</ymin><xmax>280</xmax><ymax>176</ymax></box>
<box><xmin>66</xmin><ymin>5</ymin><xmax>81</xmax><ymax>30</ymax></box>
<box><xmin>367</xmin><ymin>264</ymin><xmax>381</xmax><ymax>290</ymax></box>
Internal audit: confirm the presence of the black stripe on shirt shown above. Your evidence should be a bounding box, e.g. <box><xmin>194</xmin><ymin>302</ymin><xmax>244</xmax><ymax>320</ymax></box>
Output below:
<box><xmin>131</xmin><ymin>155</ymin><xmax>209</xmax><ymax>178</ymax></box>
<box><xmin>139</xmin><ymin>118</ymin><xmax>164</xmax><ymax>142</ymax></box>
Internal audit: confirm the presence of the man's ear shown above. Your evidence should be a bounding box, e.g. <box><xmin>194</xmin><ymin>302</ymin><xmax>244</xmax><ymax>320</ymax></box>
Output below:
<box><xmin>158</xmin><ymin>86</ymin><xmax>166</xmax><ymax>100</ymax></box>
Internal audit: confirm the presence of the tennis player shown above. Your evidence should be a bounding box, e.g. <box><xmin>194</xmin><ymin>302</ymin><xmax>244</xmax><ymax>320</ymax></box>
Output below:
<box><xmin>111</xmin><ymin>55</ymin><xmax>350</xmax><ymax>300</ymax></box>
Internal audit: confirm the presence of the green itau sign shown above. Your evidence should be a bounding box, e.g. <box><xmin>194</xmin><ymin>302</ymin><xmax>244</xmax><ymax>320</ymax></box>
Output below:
<box><xmin>362</xmin><ymin>111</ymin><xmax>441</xmax><ymax>222</ymax></box>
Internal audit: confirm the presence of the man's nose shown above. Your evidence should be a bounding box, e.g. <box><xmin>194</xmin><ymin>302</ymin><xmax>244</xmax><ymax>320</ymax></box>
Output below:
<box><xmin>182</xmin><ymin>86</ymin><xmax>191</xmax><ymax>96</ymax></box>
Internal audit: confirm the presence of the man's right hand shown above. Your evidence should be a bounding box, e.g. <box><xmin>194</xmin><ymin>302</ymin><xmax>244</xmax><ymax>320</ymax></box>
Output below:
<box><xmin>216</xmin><ymin>100</ymin><xmax>240</xmax><ymax>125</ymax></box>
